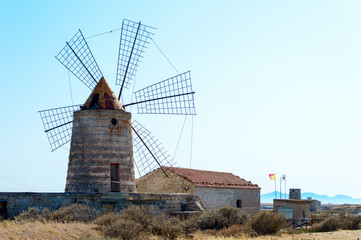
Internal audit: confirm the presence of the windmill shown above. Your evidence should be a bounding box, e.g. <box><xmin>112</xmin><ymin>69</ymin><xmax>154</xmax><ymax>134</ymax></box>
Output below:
<box><xmin>39</xmin><ymin>19</ymin><xmax>196</xmax><ymax>193</ymax></box>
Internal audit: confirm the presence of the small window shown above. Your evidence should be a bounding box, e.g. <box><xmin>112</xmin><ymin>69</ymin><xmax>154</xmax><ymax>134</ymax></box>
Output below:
<box><xmin>236</xmin><ymin>199</ymin><xmax>242</xmax><ymax>208</ymax></box>
<box><xmin>89</xmin><ymin>94</ymin><xmax>100</xmax><ymax>108</ymax></box>
<box><xmin>111</xmin><ymin>118</ymin><xmax>117</xmax><ymax>125</ymax></box>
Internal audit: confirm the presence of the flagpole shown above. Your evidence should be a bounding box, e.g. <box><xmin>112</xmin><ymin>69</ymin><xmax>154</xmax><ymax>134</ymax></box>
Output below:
<box><xmin>274</xmin><ymin>173</ymin><xmax>276</xmax><ymax>199</ymax></box>
<box><xmin>285</xmin><ymin>177</ymin><xmax>287</xmax><ymax>199</ymax></box>
<box><xmin>280</xmin><ymin>177</ymin><xmax>282</xmax><ymax>199</ymax></box>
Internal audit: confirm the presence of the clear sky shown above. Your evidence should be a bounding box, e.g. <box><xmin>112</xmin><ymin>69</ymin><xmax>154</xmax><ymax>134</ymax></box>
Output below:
<box><xmin>1</xmin><ymin>1</ymin><xmax>361</xmax><ymax>198</ymax></box>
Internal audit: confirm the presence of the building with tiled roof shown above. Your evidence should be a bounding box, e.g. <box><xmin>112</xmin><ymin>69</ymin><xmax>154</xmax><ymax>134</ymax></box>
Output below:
<box><xmin>136</xmin><ymin>167</ymin><xmax>261</xmax><ymax>216</ymax></box>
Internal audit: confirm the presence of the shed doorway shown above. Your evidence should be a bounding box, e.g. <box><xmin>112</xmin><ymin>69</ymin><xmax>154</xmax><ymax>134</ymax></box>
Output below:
<box><xmin>110</xmin><ymin>163</ymin><xmax>120</xmax><ymax>192</ymax></box>
<box><xmin>0</xmin><ymin>200</ymin><xmax>8</xmax><ymax>219</ymax></box>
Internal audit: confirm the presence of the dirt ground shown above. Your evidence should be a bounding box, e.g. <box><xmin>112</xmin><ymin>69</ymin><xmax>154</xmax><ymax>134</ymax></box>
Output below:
<box><xmin>0</xmin><ymin>221</ymin><xmax>360</xmax><ymax>240</ymax></box>
<box><xmin>190</xmin><ymin>230</ymin><xmax>361</xmax><ymax>240</ymax></box>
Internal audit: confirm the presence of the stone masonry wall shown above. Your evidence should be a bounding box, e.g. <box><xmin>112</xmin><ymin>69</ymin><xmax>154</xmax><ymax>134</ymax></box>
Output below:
<box><xmin>0</xmin><ymin>192</ymin><xmax>203</xmax><ymax>219</ymax></box>
<box><xmin>66</xmin><ymin>109</ymin><xmax>135</xmax><ymax>193</ymax></box>
<box><xmin>136</xmin><ymin>168</ymin><xmax>195</xmax><ymax>194</ymax></box>
<box><xmin>195</xmin><ymin>187</ymin><xmax>260</xmax><ymax>216</ymax></box>
<box><xmin>136</xmin><ymin>169</ymin><xmax>260</xmax><ymax>216</ymax></box>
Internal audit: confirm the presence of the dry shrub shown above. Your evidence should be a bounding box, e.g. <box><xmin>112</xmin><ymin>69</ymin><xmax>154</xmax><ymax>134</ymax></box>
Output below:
<box><xmin>95</xmin><ymin>205</ymin><xmax>184</xmax><ymax>239</ymax></box>
<box><xmin>311</xmin><ymin>213</ymin><xmax>361</xmax><ymax>232</ymax></box>
<box><xmin>15</xmin><ymin>207</ymin><xmax>45</xmax><ymax>223</ymax></box>
<box><xmin>121</xmin><ymin>205</ymin><xmax>158</xmax><ymax>233</ymax></box>
<box><xmin>103</xmin><ymin>218</ymin><xmax>144</xmax><ymax>240</ymax></box>
<box><xmin>197</xmin><ymin>206</ymin><xmax>248</xmax><ymax>230</ymax></box>
<box><xmin>151</xmin><ymin>216</ymin><xmax>184</xmax><ymax>240</ymax></box>
<box><xmin>311</xmin><ymin>216</ymin><xmax>341</xmax><ymax>232</ymax></box>
<box><xmin>250</xmin><ymin>211</ymin><xmax>287</xmax><ymax>235</ymax></box>
<box><xmin>216</xmin><ymin>224</ymin><xmax>243</xmax><ymax>237</ymax></box>
<box><xmin>183</xmin><ymin>216</ymin><xmax>200</xmax><ymax>234</ymax></box>
<box><xmin>50</xmin><ymin>204</ymin><xmax>96</xmax><ymax>223</ymax></box>
<box><xmin>340</xmin><ymin>214</ymin><xmax>361</xmax><ymax>230</ymax></box>
<box><xmin>94</xmin><ymin>212</ymin><xmax>118</xmax><ymax>231</ymax></box>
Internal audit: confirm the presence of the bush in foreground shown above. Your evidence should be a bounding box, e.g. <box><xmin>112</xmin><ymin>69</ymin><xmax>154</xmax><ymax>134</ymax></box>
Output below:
<box><xmin>311</xmin><ymin>213</ymin><xmax>361</xmax><ymax>232</ymax></box>
<box><xmin>14</xmin><ymin>208</ymin><xmax>44</xmax><ymax>223</ymax></box>
<box><xmin>14</xmin><ymin>204</ymin><xmax>96</xmax><ymax>223</ymax></box>
<box><xmin>197</xmin><ymin>206</ymin><xmax>248</xmax><ymax>230</ymax></box>
<box><xmin>95</xmin><ymin>205</ymin><xmax>183</xmax><ymax>240</ymax></box>
<box><xmin>50</xmin><ymin>204</ymin><xmax>96</xmax><ymax>223</ymax></box>
<box><xmin>250</xmin><ymin>211</ymin><xmax>287</xmax><ymax>235</ymax></box>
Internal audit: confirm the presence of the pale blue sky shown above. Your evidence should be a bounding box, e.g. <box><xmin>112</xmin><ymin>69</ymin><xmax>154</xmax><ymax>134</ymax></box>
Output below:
<box><xmin>1</xmin><ymin>1</ymin><xmax>361</xmax><ymax>198</ymax></box>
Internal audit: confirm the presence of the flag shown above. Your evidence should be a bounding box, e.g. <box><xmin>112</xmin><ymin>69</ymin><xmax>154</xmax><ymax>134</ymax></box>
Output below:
<box><xmin>269</xmin><ymin>174</ymin><xmax>275</xmax><ymax>180</ymax></box>
<box><xmin>281</xmin><ymin>174</ymin><xmax>286</xmax><ymax>181</ymax></box>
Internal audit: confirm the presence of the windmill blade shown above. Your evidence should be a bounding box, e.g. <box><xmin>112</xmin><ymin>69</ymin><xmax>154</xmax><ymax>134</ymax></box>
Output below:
<box><xmin>132</xmin><ymin>120</ymin><xmax>175</xmax><ymax>177</ymax></box>
<box><xmin>124</xmin><ymin>71</ymin><xmax>196</xmax><ymax>115</ymax></box>
<box><xmin>55</xmin><ymin>30</ymin><xmax>103</xmax><ymax>90</ymax></box>
<box><xmin>116</xmin><ymin>19</ymin><xmax>155</xmax><ymax>98</ymax></box>
<box><xmin>39</xmin><ymin>105</ymin><xmax>82</xmax><ymax>151</ymax></box>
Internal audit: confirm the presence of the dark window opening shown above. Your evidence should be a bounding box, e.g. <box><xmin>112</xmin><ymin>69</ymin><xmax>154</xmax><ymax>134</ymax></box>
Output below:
<box><xmin>236</xmin><ymin>199</ymin><xmax>242</xmax><ymax>208</ymax></box>
<box><xmin>111</xmin><ymin>118</ymin><xmax>117</xmax><ymax>125</ymax></box>
<box><xmin>0</xmin><ymin>201</ymin><xmax>8</xmax><ymax>219</ymax></box>
<box><xmin>110</xmin><ymin>163</ymin><xmax>120</xmax><ymax>192</ymax></box>
<box><xmin>89</xmin><ymin>94</ymin><xmax>100</xmax><ymax>109</ymax></box>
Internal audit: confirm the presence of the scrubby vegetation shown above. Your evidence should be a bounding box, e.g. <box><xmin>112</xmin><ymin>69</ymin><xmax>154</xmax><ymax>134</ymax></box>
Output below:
<box><xmin>311</xmin><ymin>212</ymin><xmax>361</xmax><ymax>232</ymax></box>
<box><xmin>250</xmin><ymin>211</ymin><xmax>287</xmax><ymax>235</ymax></box>
<box><xmin>14</xmin><ymin>204</ymin><xmax>96</xmax><ymax>223</ymax></box>
<box><xmin>4</xmin><ymin>204</ymin><xmax>361</xmax><ymax>239</ymax></box>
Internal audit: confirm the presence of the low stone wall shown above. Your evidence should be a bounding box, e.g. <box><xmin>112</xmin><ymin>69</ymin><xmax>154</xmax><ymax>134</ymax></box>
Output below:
<box><xmin>0</xmin><ymin>192</ymin><xmax>203</xmax><ymax>219</ymax></box>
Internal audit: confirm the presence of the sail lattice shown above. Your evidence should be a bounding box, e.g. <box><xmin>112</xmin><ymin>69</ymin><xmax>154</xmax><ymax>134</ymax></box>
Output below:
<box><xmin>56</xmin><ymin>30</ymin><xmax>103</xmax><ymax>90</ymax></box>
<box><xmin>132</xmin><ymin>71</ymin><xmax>196</xmax><ymax>115</ymax></box>
<box><xmin>116</xmin><ymin>19</ymin><xmax>154</xmax><ymax>91</ymax></box>
<box><xmin>39</xmin><ymin>105</ymin><xmax>81</xmax><ymax>151</ymax></box>
<box><xmin>132</xmin><ymin>120</ymin><xmax>175</xmax><ymax>176</ymax></box>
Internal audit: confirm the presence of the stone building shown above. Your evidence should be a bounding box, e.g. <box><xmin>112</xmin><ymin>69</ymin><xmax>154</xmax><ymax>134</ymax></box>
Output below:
<box><xmin>65</xmin><ymin>77</ymin><xmax>135</xmax><ymax>194</ymax></box>
<box><xmin>136</xmin><ymin>167</ymin><xmax>261</xmax><ymax>216</ymax></box>
<box><xmin>273</xmin><ymin>188</ymin><xmax>312</xmax><ymax>224</ymax></box>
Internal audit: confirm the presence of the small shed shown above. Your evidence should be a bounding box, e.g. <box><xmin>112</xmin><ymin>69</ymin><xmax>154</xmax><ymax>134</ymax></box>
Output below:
<box><xmin>274</xmin><ymin>199</ymin><xmax>311</xmax><ymax>224</ymax></box>
<box><xmin>136</xmin><ymin>167</ymin><xmax>261</xmax><ymax>216</ymax></box>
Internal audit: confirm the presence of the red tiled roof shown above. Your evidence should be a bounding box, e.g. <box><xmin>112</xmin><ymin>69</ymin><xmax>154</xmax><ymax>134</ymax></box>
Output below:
<box><xmin>164</xmin><ymin>167</ymin><xmax>260</xmax><ymax>189</ymax></box>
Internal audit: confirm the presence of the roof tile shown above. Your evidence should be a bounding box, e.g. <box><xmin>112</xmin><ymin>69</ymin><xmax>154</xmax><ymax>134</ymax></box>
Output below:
<box><xmin>165</xmin><ymin>167</ymin><xmax>260</xmax><ymax>189</ymax></box>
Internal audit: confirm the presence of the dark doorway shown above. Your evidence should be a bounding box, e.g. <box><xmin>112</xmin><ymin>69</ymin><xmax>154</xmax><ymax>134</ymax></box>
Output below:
<box><xmin>110</xmin><ymin>163</ymin><xmax>120</xmax><ymax>192</ymax></box>
<box><xmin>236</xmin><ymin>199</ymin><xmax>242</xmax><ymax>208</ymax></box>
<box><xmin>0</xmin><ymin>201</ymin><xmax>8</xmax><ymax>219</ymax></box>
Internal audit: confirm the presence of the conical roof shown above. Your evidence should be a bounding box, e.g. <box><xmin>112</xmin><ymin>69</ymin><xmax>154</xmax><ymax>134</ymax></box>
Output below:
<box><xmin>82</xmin><ymin>77</ymin><xmax>124</xmax><ymax>110</ymax></box>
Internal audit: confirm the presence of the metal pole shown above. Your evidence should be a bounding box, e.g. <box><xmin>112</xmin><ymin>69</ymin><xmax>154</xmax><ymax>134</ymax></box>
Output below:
<box><xmin>280</xmin><ymin>177</ymin><xmax>282</xmax><ymax>199</ymax></box>
<box><xmin>285</xmin><ymin>177</ymin><xmax>287</xmax><ymax>199</ymax></box>
<box><xmin>274</xmin><ymin>173</ymin><xmax>277</xmax><ymax>199</ymax></box>
<box><xmin>123</xmin><ymin>92</ymin><xmax>195</xmax><ymax>108</ymax></box>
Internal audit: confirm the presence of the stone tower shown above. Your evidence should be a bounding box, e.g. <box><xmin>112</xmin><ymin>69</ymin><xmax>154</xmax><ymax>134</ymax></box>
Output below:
<box><xmin>65</xmin><ymin>77</ymin><xmax>135</xmax><ymax>193</ymax></box>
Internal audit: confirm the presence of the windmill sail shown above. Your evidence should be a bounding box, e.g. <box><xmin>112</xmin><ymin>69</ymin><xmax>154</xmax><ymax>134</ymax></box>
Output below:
<box><xmin>116</xmin><ymin>19</ymin><xmax>155</xmax><ymax>97</ymax></box>
<box><xmin>125</xmin><ymin>71</ymin><xmax>196</xmax><ymax>115</ymax></box>
<box><xmin>55</xmin><ymin>30</ymin><xmax>103</xmax><ymax>90</ymax></box>
<box><xmin>132</xmin><ymin>120</ymin><xmax>175</xmax><ymax>177</ymax></box>
<box><xmin>39</xmin><ymin>105</ymin><xmax>81</xmax><ymax>151</ymax></box>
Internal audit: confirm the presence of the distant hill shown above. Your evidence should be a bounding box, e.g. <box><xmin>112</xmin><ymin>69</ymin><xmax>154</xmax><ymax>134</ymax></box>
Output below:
<box><xmin>261</xmin><ymin>191</ymin><xmax>361</xmax><ymax>204</ymax></box>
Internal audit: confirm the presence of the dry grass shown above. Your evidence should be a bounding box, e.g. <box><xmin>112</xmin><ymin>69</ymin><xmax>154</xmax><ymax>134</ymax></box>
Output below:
<box><xmin>181</xmin><ymin>230</ymin><xmax>361</xmax><ymax>239</ymax></box>
<box><xmin>0</xmin><ymin>220</ymin><xmax>360</xmax><ymax>240</ymax></box>
<box><xmin>0</xmin><ymin>220</ymin><xmax>100</xmax><ymax>240</ymax></box>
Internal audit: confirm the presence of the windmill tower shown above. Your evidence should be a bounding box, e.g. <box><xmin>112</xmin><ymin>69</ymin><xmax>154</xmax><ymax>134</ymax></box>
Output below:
<box><xmin>39</xmin><ymin>19</ymin><xmax>196</xmax><ymax>194</ymax></box>
<box><xmin>65</xmin><ymin>77</ymin><xmax>134</xmax><ymax>193</ymax></box>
